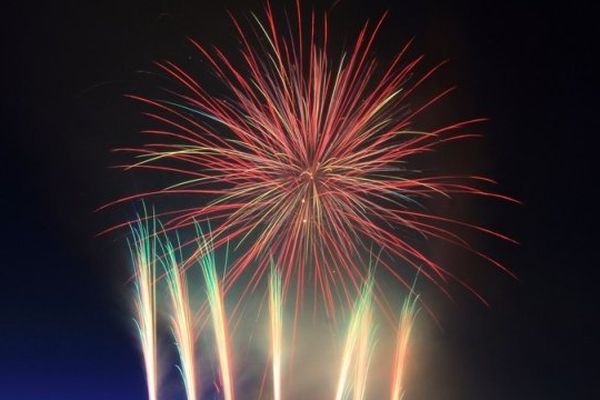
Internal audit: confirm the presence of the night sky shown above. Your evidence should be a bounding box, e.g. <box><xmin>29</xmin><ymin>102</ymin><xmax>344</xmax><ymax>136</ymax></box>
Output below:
<box><xmin>1</xmin><ymin>0</ymin><xmax>597</xmax><ymax>399</ymax></box>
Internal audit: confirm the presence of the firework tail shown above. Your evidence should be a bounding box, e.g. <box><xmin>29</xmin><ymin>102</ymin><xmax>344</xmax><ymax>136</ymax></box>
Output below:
<box><xmin>390</xmin><ymin>291</ymin><xmax>419</xmax><ymax>400</ymax></box>
<box><xmin>127</xmin><ymin>219</ymin><xmax>417</xmax><ymax>400</ymax></box>
<box><xmin>352</xmin><ymin>306</ymin><xmax>376</xmax><ymax>400</ymax></box>
<box><xmin>269</xmin><ymin>267</ymin><xmax>284</xmax><ymax>400</ymax></box>
<box><xmin>129</xmin><ymin>216</ymin><xmax>159</xmax><ymax>400</ymax></box>
<box><xmin>197</xmin><ymin>232</ymin><xmax>235</xmax><ymax>400</ymax></box>
<box><xmin>335</xmin><ymin>277</ymin><xmax>374</xmax><ymax>400</ymax></box>
<box><xmin>161</xmin><ymin>233</ymin><xmax>198</xmax><ymax>400</ymax></box>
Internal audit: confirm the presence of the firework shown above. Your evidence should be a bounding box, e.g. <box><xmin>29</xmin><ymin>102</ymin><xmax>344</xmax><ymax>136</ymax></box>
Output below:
<box><xmin>127</xmin><ymin>217</ymin><xmax>424</xmax><ymax>400</ymax></box>
<box><xmin>161</xmin><ymin>233</ymin><xmax>198</xmax><ymax>400</ymax></box>
<box><xmin>390</xmin><ymin>291</ymin><xmax>419</xmax><ymax>400</ymax></box>
<box><xmin>129</xmin><ymin>217</ymin><xmax>159</xmax><ymax>400</ymax></box>
<box><xmin>103</xmin><ymin>1</ymin><xmax>515</xmax><ymax>316</ymax></box>
<box><xmin>335</xmin><ymin>277</ymin><xmax>373</xmax><ymax>400</ymax></box>
<box><xmin>269</xmin><ymin>267</ymin><xmax>284</xmax><ymax>400</ymax></box>
<box><xmin>113</xmin><ymin>2</ymin><xmax>512</xmax><ymax>397</ymax></box>
<box><xmin>351</xmin><ymin>307</ymin><xmax>376</xmax><ymax>400</ymax></box>
<box><xmin>197</xmin><ymin>232</ymin><xmax>235</xmax><ymax>400</ymax></box>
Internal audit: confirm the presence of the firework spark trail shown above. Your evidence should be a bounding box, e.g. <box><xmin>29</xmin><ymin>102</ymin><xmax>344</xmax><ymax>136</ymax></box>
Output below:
<box><xmin>197</xmin><ymin>235</ymin><xmax>235</xmax><ymax>400</ymax></box>
<box><xmin>161</xmin><ymin>235</ymin><xmax>198</xmax><ymax>400</ymax></box>
<box><xmin>126</xmin><ymin>222</ymin><xmax>417</xmax><ymax>400</ymax></box>
<box><xmin>352</xmin><ymin>308</ymin><xmax>375</xmax><ymax>400</ymax></box>
<box><xmin>129</xmin><ymin>218</ymin><xmax>159</xmax><ymax>400</ymax></box>
<box><xmin>103</xmin><ymin>1</ymin><xmax>517</xmax><ymax>317</ymax></box>
<box><xmin>269</xmin><ymin>267</ymin><xmax>283</xmax><ymax>400</ymax></box>
<box><xmin>390</xmin><ymin>292</ymin><xmax>419</xmax><ymax>400</ymax></box>
<box><xmin>335</xmin><ymin>277</ymin><xmax>373</xmax><ymax>400</ymax></box>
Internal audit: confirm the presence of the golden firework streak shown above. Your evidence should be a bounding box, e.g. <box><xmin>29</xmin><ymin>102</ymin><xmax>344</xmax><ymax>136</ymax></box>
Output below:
<box><xmin>129</xmin><ymin>218</ymin><xmax>159</xmax><ymax>400</ymax></box>
<box><xmin>198</xmin><ymin>236</ymin><xmax>235</xmax><ymax>400</ymax></box>
<box><xmin>270</xmin><ymin>267</ymin><xmax>283</xmax><ymax>400</ymax></box>
<box><xmin>335</xmin><ymin>277</ymin><xmax>374</xmax><ymax>400</ymax></box>
<box><xmin>390</xmin><ymin>292</ymin><xmax>419</xmax><ymax>400</ymax></box>
<box><xmin>162</xmin><ymin>235</ymin><xmax>198</xmax><ymax>400</ymax></box>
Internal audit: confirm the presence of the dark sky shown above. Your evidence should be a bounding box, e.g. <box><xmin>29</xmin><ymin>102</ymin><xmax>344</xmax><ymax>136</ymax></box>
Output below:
<box><xmin>1</xmin><ymin>0</ymin><xmax>597</xmax><ymax>399</ymax></box>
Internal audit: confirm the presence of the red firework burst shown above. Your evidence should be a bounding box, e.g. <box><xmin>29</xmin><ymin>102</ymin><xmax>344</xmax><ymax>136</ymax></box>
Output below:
<box><xmin>103</xmin><ymin>2</ymin><xmax>516</xmax><ymax>317</ymax></box>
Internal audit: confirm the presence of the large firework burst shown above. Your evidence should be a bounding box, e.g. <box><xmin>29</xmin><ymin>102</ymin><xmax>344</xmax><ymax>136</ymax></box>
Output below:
<box><xmin>106</xmin><ymin>1</ymin><xmax>515</xmax><ymax>316</ymax></box>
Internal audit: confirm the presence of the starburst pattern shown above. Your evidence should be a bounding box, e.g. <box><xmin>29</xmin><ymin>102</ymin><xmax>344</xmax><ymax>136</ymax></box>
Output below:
<box><xmin>105</xmin><ymin>2</ymin><xmax>516</xmax><ymax>316</ymax></box>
